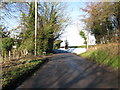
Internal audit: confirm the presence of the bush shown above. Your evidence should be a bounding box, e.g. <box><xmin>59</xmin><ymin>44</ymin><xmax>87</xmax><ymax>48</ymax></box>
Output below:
<box><xmin>2</xmin><ymin>37</ymin><xmax>14</xmax><ymax>51</ymax></box>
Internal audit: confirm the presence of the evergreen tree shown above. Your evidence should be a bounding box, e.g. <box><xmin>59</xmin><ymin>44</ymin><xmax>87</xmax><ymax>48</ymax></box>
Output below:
<box><xmin>79</xmin><ymin>30</ymin><xmax>87</xmax><ymax>48</ymax></box>
<box><xmin>20</xmin><ymin>2</ymin><xmax>35</xmax><ymax>54</ymax></box>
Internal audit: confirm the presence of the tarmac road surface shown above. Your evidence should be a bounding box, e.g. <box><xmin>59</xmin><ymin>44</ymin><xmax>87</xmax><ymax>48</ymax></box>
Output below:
<box><xmin>16</xmin><ymin>52</ymin><xmax>118</xmax><ymax>88</ymax></box>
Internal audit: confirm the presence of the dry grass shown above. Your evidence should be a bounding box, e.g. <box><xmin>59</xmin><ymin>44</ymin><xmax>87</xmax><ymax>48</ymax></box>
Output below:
<box><xmin>87</xmin><ymin>43</ymin><xmax>119</xmax><ymax>56</ymax></box>
<box><xmin>80</xmin><ymin>43</ymin><xmax>120</xmax><ymax>70</ymax></box>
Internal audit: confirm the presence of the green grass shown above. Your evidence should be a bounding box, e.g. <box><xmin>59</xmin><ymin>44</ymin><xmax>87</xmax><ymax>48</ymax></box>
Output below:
<box><xmin>80</xmin><ymin>43</ymin><xmax>120</xmax><ymax>70</ymax></box>
<box><xmin>67</xmin><ymin>45</ymin><xmax>95</xmax><ymax>48</ymax></box>
<box><xmin>2</xmin><ymin>57</ymin><xmax>44</xmax><ymax>87</ymax></box>
<box><xmin>77</xmin><ymin>45</ymin><xmax>95</xmax><ymax>48</ymax></box>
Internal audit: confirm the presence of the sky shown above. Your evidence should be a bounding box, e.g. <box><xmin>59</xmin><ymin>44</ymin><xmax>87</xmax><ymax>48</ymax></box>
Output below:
<box><xmin>1</xmin><ymin>2</ymin><xmax>96</xmax><ymax>46</ymax></box>
<box><xmin>60</xmin><ymin>2</ymin><xmax>96</xmax><ymax>46</ymax></box>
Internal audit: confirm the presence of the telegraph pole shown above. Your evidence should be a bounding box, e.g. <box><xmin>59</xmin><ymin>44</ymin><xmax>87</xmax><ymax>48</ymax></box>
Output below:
<box><xmin>35</xmin><ymin>0</ymin><xmax>37</xmax><ymax>56</ymax></box>
<box><xmin>86</xmin><ymin>30</ymin><xmax>89</xmax><ymax>49</ymax></box>
<box><xmin>86</xmin><ymin>26</ymin><xmax>89</xmax><ymax>50</ymax></box>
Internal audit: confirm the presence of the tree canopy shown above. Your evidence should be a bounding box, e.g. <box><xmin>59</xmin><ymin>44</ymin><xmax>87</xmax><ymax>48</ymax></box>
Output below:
<box><xmin>80</xmin><ymin>2</ymin><xmax>120</xmax><ymax>44</ymax></box>
<box><xmin>1</xmin><ymin>2</ymin><xmax>68</xmax><ymax>59</ymax></box>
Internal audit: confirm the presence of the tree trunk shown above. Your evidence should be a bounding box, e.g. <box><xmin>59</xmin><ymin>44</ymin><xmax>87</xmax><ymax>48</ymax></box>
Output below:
<box><xmin>46</xmin><ymin>38</ymin><xmax>54</xmax><ymax>53</ymax></box>
<box><xmin>95</xmin><ymin>34</ymin><xmax>101</xmax><ymax>44</ymax></box>
<box><xmin>5</xmin><ymin>51</ymin><xmax>6</xmax><ymax>60</ymax></box>
<box><xmin>9</xmin><ymin>51</ymin><xmax>11</xmax><ymax>60</ymax></box>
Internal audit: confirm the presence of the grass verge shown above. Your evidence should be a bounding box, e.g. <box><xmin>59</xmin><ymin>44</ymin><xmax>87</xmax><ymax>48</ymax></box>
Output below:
<box><xmin>80</xmin><ymin>43</ymin><xmax>120</xmax><ymax>70</ymax></box>
<box><xmin>1</xmin><ymin>55</ymin><xmax>49</xmax><ymax>90</ymax></box>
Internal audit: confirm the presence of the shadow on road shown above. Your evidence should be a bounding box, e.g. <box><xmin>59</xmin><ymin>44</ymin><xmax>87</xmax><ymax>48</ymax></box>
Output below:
<box><xmin>17</xmin><ymin>53</ymin><xmax>118</xmax><ymax>88</ymax></box>
<box><xmin>53</xmin><ymin>49</ymin><xmax>69</xmax><ymax>54</ymax></box>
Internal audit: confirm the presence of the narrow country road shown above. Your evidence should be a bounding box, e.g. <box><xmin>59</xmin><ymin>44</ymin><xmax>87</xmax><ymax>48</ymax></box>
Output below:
<box><xmin>16</xmin><ymin>52</ymin><xmax>118</xmax><ymax>88</ymax></box>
